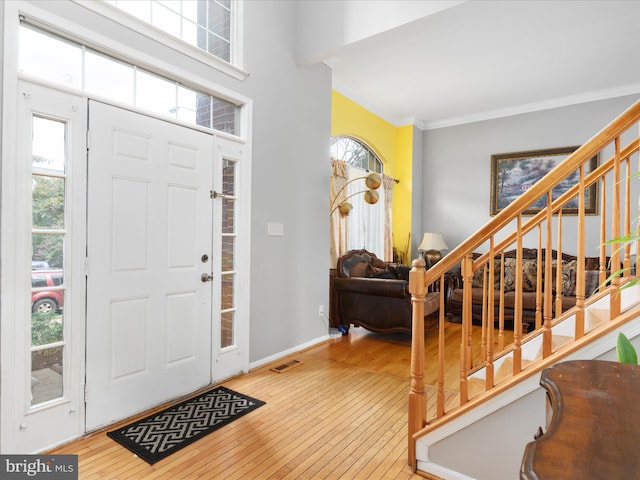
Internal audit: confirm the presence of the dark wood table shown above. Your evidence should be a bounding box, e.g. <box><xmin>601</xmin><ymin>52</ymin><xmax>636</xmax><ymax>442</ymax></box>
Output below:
<box><xmin>521</xmin><ymin>359</ymin><xmax>640</xmax><ymax>479</ymax></box>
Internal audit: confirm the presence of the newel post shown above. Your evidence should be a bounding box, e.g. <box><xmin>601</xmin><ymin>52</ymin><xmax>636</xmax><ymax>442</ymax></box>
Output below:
<box><xmin>408</xmin><ymin>257</ymin><xmax>426</xmax><ymax>470</ymax></box>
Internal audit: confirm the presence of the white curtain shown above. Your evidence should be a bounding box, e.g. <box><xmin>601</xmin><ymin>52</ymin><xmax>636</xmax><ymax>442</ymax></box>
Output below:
<box><xmin>346</xmin><ymin>166</ymin><xmax>386</xmax><ymax>259</ymax></box>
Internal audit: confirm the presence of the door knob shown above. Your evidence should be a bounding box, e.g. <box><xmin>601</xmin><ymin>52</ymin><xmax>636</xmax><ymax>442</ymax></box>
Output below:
<box><xmin>201</xmin><ymin>273</ymin><xmax>213</xmax><ymax>283</ymax></box>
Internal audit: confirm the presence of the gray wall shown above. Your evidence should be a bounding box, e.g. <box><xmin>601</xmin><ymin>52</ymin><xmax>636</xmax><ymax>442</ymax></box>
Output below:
<box><xmin>242</xmin><ymin>2</ymin><xmax>332</xmax><ymax>361</ymax></box>
<box><xmin>9</xmin><ymin>1</ymin><xmax>331</xmax><ymax>365</ymax></box>
<box><xmin>421</xmin><ymin>95</ymin><xmax>640</xmax><ymax>256</ymax></box>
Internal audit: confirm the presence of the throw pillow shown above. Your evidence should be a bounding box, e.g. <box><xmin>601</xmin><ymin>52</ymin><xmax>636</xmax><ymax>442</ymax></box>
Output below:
<box><xmin>350</xmin><ymin>262</ymin><xmax>370</xmax><ymax>278</ymax></box>
<box><xmin>502</xmin><ymin>258</ymin><xmax>517</xmax><ymax>292</ymax></box>
<box><xmin>521</xmin><ymin>259</ymin><xmax>538</xmax><ymax>292</ymax></box>
<box><xmin>471</xmin><ymin>260</ymin><xmax>502</xmax><ymax>289</ymax></box>
<box><xmin>561</xmin><ymin>261</ymin><xmax>577</xmax><ymax>296</ymax></box>
<box><xmin>369</xmin><ymin>269</ymin><xmax>396</xmax><ymax>279</ymax></box>
<box><xmin>547</xmin><ymin>259</ymin><xmax>577</xmax><ymax>295</ymax></box>
<box><xmin>371</xmin><ymin>256</ymin><xmax>387</xmax><ymax>270</ymax></box>
<box><xmin>471</xmin><ymin>266</ymin><xmax>485</xmax><ymax>287</ymax></box>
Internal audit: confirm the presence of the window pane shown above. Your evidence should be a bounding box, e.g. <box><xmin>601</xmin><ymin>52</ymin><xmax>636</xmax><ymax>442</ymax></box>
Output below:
<box><xmin>222</xmin><ymin>199</ymin><xmax>234</xmax><ymax>234</ymax></box>
<box><xmin>153</xmin><ymin>3</ymin><xmax>181</xmax><ymax>38</ymax></box>
<box><xmin>207</xmin><ymin>32</ymin><xmax>230</xmax><ymax>62</ymax></box>
<box><xmin>193</xmin><ymin>94</ymin><xmax>209</xmax><ymax>128</ymax></box>
<box><xmin>31</xmin><ymin>346</ymin><xmax>64</xmax><ymax>405</ymax></box>
<box><xmin>182</xmin><ymin>17</ymin><xmax>198</xmax><ymax>45</ymax></box>
<box><xmin>221</xmin><ymin>275</ymin><xmax>234</xmax><ymax>310</ymax></box>
<box><xmin>19</xmin><ymin>25</ymin><xmax>82</xmax><ymax>89</ymax></box>
<box><xmin>32</xmin><ymin>117</ymin><xmax>66</xmax><ymax>173</ymax></box>
<box><xmin>221</xmin><ymin>236</ymin><xmax>234</xmax><ymax>271</ymax></box>
<box><xmin>222</xmin><ymin>159</ymin><xmax>235</xmax><ymax>195</ymax></box>
<box><xmin>32</xmin><ymin>177</ymin><xmax>65</xmax><ymax>230</ymax></box>
<box><xmin>207</xmin><ymin>1</ymin><xmax>231</xmax><ymax>61</ymax></box>
<box><xmin>32</xmin><ymin>293</ymin><xmax>64</xmax><ymax>344</ymax></box>
<box><xmin>182</xmin><ymin>1</ymin><xmax>198</xmax><ymax>23</ymax></box>
<box><xmin>85</xmin><ymin>51</ymin><xmax>134</xmax><ymax>104</ymax></box>
<box><xmin>136</xmin><ymin>70</ymin><xmax>177</xmax><ymax>117</ymax></box>
<box><xmin>212</xmin><ymin>98</ymin><xmax>238</xmax><ymax>135</ymax></box>
<box><xmin>177</xmin><ymin>86</ymin><xmax>198</xmax><ymax>123</ymax></box>
<box><xmin>32</xmin><ymin>234</ymin><xmax>64</xmax><ymax>270</ymax></box>
<box><xmin>220</xmin><ymin>311</ymin><xmax>234</xmax><ymax>348</ymax></box>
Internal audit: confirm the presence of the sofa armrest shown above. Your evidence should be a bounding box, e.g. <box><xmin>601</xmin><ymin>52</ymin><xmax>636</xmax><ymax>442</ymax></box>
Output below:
<box><xmin>333</xmin><ymin>277</ymin><xmax>408</xmax><ymax>299</ymax></box>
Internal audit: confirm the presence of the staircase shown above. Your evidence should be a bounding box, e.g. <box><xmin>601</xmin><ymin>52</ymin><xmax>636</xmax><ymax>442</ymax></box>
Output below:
<box><xmin>407</xmin><ymin>99</ymin><xmax>640</xmax><ymax>479</ymax></box>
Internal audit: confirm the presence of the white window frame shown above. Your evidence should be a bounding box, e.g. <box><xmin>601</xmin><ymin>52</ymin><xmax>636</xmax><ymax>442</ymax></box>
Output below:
<box><xmin>72</xmin><ymin>0</ymin><xmax>247</xmax><ymax>81</ymax></box>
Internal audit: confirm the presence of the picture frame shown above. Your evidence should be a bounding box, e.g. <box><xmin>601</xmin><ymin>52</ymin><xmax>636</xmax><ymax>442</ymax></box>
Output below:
<box><xmin>490</xmin><ymin>146</ymin><xmax>599</xmax><ymax>216</ymax></box>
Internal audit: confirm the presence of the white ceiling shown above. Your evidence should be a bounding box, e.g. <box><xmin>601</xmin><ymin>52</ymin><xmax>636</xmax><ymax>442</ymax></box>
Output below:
<box><xmin>325</xmin><ymin>0</ymin><xmax>640</xmax><ymax>130</ymax></box>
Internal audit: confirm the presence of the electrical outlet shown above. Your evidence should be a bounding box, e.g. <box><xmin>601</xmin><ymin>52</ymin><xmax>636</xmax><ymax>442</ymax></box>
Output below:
<box><xmin>318</xmin><ymin>305</ymin><xmax>325</xmax><ymax>317</ymax></box>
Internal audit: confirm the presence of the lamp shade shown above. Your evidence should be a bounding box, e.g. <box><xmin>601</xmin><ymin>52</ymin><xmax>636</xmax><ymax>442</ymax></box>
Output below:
<box><xmin>418</xmin><ymin>232</ymin><xmax>448</xmax><ymax>252</ymax></box>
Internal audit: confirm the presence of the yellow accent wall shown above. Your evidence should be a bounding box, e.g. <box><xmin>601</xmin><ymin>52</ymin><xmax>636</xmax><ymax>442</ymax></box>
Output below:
<box><xmin>331</xmin><ymin>90</ymin><xmax>413</xmax><ymax>263</ymax></box>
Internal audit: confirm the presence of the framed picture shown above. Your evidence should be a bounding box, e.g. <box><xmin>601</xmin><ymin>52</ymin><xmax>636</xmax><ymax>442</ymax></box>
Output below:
<box><xmin>490</xmin><ymin>146</ymin><xmax>599</xmax><ymax>216</ymax></box>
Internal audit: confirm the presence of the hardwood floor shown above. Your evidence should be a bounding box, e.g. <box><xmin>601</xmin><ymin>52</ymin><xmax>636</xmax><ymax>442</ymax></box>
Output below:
<box><xmin>52</xmin><ymin>322</ymin><xmax>508</xmax><ymax>479</ymax></box>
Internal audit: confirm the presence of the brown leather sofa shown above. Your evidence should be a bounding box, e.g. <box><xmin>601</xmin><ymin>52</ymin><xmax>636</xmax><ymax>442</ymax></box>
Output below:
<box><xmin>446</xmin><ymin>248</ymin><xmax>605</xmax><ymax>333</ymax></box>
<box><xmin>332</xmin><ymin>249</ymin><xmax>440</xmax><ymax>334</ymax></box>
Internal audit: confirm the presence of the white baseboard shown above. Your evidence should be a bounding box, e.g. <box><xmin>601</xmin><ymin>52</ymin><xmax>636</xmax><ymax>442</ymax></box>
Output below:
<box><xmin>248</xmin><ymin>334</ymin><xmax>330</xmax><ymax>370</ymax></box>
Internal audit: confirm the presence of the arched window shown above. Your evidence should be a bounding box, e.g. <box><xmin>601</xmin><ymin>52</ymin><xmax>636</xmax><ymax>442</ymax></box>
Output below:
<box><xmin>331</xmin><ymin>136</ymin><xmax>386</xmax><ymax>258</ymax></box>
<box><xmin>330</xmin><ymin>136</ymin><xmax>383</xmax><ymax>173</ymax></box>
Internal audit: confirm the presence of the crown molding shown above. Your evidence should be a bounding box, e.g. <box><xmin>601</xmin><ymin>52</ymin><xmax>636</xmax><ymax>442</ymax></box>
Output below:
<box><xmin>333</xmin><ymin>79</ymin><xmax>640</xmax><ymax>131</ymax></box>
<box><xmin>419</xmin><ymin>83</ymin><xmax>640</xmax><ymax>130</ymax></box>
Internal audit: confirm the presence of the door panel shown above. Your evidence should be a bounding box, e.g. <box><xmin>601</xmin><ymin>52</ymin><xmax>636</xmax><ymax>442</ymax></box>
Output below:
<box><xmin>85</xmin><ymin>102</ymin><xmax>214</xmax><ymax>430</ymax></box>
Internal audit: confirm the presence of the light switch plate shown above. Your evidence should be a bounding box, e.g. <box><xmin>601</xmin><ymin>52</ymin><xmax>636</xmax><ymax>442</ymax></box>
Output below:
<box><xmin>267</xmin><ymin>222</ymin><xmax>284</xmax><ymax>236</ymax></box>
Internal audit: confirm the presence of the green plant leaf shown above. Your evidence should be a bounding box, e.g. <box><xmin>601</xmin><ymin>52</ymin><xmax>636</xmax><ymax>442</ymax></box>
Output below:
<box><xmin>616</xmin><ymin>332</ymin><xmax>638</xmax><ymax>365</ymax></box>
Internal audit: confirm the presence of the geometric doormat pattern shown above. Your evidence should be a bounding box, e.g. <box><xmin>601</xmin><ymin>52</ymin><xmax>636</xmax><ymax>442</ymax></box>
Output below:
<box><xmin>107</xmin><ymin>386</ymin><xmax>265</xmax><ymax>464</ymax></box>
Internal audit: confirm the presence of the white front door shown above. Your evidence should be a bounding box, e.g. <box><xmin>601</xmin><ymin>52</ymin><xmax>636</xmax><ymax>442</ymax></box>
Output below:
<box><xmin>85</xmin><ymin>102</ymin><xmax>214</xmax><ymax>430</ymax></box>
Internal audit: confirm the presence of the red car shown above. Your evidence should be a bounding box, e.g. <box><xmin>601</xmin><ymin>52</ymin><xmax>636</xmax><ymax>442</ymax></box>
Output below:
<box><xmin>31</xmin><ymin>269</ymin><xmax>64</xmax><ymax>314</ymax></box>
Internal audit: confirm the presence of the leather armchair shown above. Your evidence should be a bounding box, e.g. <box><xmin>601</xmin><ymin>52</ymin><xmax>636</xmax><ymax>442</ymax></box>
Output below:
<box><xmin>332</xmin><ymin>249</ymin><xmax>440</xmax><ymax>335</ymax></box>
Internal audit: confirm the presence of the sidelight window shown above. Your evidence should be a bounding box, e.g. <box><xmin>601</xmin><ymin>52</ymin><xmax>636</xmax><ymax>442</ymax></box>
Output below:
<box><xmin>220</xmin><ymin>159</ymin><xmax>237</xmax><ymax>349</ymax></box>
<box><xmin>30</xmin><ymin>115</ymin><xmax>67</xmax><ymax>406</ymax></box>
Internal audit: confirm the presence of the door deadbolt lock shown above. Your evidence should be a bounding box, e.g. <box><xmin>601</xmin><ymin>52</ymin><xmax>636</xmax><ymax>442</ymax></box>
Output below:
<box><xmin>201</xmin><ymin>254</ymin><xmax>209</xmax><ymax>263</ymax></box>
<box><xmin>201</xmin><ymin>273</ymin><xmax>213</xmax><ymax>283</ymax></box>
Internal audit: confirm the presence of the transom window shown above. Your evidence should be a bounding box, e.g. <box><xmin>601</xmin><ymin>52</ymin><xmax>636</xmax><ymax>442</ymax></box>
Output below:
<box><xmin>330</xmin><ymin>136</ymin><xmax>383</xmax><ymax>173</ymax></box>
<box><xmin>18</xmin><ymin>23</ymin><xmax>241</xmax><ymax>136</ymax></box>
<box><xmin>106</xmin><ymin>0</ymin><xmax>233</xmax><ymax>63</ymax></box>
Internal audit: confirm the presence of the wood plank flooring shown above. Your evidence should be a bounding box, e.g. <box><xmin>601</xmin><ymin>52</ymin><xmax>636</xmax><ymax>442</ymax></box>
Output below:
<box><xmin>51</xmin><ymin>322</ymin><xmax>508</xmax><ymax>479</ymax></box>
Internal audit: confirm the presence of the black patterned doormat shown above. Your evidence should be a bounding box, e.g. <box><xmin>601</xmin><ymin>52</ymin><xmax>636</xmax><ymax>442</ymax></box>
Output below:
<box><xmin>107</xmin><ymin>386</ymin><xmax>265</xmax><ymax>464</ymax></box>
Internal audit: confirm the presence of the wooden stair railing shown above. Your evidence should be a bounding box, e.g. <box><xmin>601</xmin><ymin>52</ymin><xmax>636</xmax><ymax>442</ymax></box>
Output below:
<box><xmin>408</xmin><ymin>99</ymin><xmax>640</xmax><ymax>470</ymax></box>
